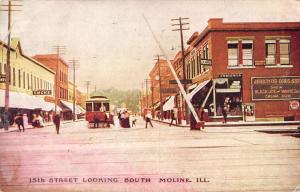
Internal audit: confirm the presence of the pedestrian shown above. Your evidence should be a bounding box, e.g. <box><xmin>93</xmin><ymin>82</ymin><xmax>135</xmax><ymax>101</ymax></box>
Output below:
<box><xmin>53</xmin><ymin>113</ymin><xmax>61</xmax><ymax>134</ymax></box>
<box><xmin>15</xmin><ymin>113</ymin><xmax>24</xmax><ymax>132</ymax></box>
<box><xmin>145</xmin><ymin>110</ymin><xmax>153</xmax><ymax>128</ymax></box>
<box><xmin>23</xmin><ymin>113</ymin><xmax>29</xmax><ymax>129</ymax></box>
<box><xmin>93</xmin><ymin>113</ymin><xmax>100</xmax><ymax>128</ymax></box>
<box><xmin>222</xmin><ymin>105</ymin><xmax>228</xmax><ymax>124</ymax></box>
<box><xmin>169</xmin><ymin>108</ymin><xmax>178</xmax><ymax>127</ymax></box>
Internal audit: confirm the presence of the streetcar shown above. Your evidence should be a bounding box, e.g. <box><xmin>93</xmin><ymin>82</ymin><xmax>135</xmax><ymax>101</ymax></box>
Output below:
<box><xmin>85</xmin><ymin>95</ymin><xmax>114</xmax><ymax>128</ymax></box>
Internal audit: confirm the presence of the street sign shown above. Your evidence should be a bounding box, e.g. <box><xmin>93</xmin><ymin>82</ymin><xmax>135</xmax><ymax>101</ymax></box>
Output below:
<box><xmin>169</xmin><ymin>79</ymin><xmax>192</xmax><ymax>84</ymax></box>
<box><xmin>201</xmin><ymin>59</ymin><xmax>212</xmax><ymax>65</ymax></box>
<box><xmin>160</xmin><ymin>88</ymin><xmax>177</xmax><ymax>94</ymax></box>
<box><xmin>0</xmin><ymin>74</ymin><xmax>6</xmax><ymax>83</ymax></box>
<box><xmin>33</xmin><ymin>90</ymin><xmax>52</xmax><ymax>95</ymax></box>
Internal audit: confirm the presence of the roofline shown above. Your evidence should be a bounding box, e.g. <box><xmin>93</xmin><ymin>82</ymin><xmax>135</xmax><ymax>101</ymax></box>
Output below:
<box><xmin>0</xmin><ymin>40</ymin><xmax>56</xmax><ymax>74</ymax></box>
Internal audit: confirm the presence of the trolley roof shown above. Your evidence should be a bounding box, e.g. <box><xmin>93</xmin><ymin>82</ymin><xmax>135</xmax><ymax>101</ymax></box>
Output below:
<box><xmin>85</xmin><ymin>95</ymin><xmax>109</xmax><ymax>102</ymax></box>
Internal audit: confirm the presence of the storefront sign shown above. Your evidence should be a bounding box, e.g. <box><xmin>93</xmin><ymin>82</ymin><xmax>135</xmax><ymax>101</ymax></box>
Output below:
<box><xmin>0</xmin><ymin>74</ymin><xmax>6</xmax><ymax>83</ymax></box>
<box><xmin>252</xmin><ymin>76</ymin><xmax>300</xmax><ymax>100</ymax></box>
<box><xmin>289</xmin><ymin>100</ymin><xmax>300</xmax><ymax>110</ymax></box>
<box><xmin>219</xmin><ymin>74</ymin><xmax>242</xmax><ymax>78</ymax></box>
<box><xmin>33</xmin><ymin>90</ymin><xmax>52</xmax><ymax>95</ymax></box>
<box><xmin>201</xmin><ymin>59</ymin><xmax>212</xmax><ymax>65</ymax></box>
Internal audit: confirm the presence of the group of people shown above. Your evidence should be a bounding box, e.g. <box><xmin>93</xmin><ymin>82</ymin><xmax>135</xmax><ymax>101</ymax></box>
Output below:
<box><xmin>118</xmin><ymin>110</ymin><xmax>131</xmax><ymax>128</ymax></box>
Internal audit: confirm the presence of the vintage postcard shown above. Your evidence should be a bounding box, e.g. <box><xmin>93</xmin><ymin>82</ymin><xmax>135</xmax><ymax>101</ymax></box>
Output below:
<box><xmin>0</xmin><ymin>0</ymin><xmax>300</xmax><ymax>191</ymax></box>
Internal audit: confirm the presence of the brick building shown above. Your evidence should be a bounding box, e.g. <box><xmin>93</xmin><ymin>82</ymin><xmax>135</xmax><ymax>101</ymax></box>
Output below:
<box><xmin>183</xmin><ymin>18</ymin><xmax>300</xmax><ymax>121</ymax></box>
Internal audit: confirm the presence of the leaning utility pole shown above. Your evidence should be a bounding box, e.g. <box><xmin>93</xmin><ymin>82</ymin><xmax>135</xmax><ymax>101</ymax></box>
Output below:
<box><xmin>154</xmin><ymin>55</ymin><xmax>164</xmax><ymax>120</ymax></box>
<box><xmin>171</xmin><ymin>17</ymin><xmax>190</xmax><ymax>124</ymax></box>
<box><xmin>0</xmin><ymin>0</ymin><xmax>23</xmax><ymax>112</ymax></box>
<box><xmin>69</xmin><ymin>58</ymin><xmax>80</xmax><ymax>121</ymax></box>
<box><xmin>52</xmin><ymin>45</ymin><xmax>66</xmax><ymax>114</ymax></box>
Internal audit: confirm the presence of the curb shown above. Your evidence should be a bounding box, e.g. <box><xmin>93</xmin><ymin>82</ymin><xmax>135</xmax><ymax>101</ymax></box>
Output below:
<box><xmin>0</xmin><ymin>119</ymin><xmax>85</xmax><ymax>134</ymax></box>
<box><xmin>152</xmin><ymin>119</ymin><xmax>300</xmax><ymax>128</ymax></box>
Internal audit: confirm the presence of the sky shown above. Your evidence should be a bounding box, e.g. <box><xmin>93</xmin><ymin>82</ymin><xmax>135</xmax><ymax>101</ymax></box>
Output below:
<box><xmin>0</xmin><ymin>0</ymin><xmax>299</xmax><ymax>92</ymax></box>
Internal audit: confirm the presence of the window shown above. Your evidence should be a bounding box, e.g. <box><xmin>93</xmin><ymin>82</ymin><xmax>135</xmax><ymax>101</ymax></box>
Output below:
<box><xmin>280</xmin><ymin>39</ymin><xmax>290</xmax><ymax>65</ymax></box>
<box><xmin>203</xmin><ymin>43</ymin><xmax>209</xmax><ymax>59</ymax></box>
<box><xmin>190</xmin><ymin>50</ymin><xmax>196</xmax><ymax>78</ymax></box>
<box><xmin>40</xmin><ymin>79</ymin><xmax>42</xmax><ymax>89</ymax></box>
<box><xmin>228</xmin><ymin>40</ymin><xmax>238</xmax><ymax>66</ymax></box>
<box><xmin>34</xmin><ymin>76</ymin><xmax>36</xmax><ymax>90</ymax></box>
<box><xmin>265</xmin><ymin>40</ymin><xmax>276</xmax><ymax>65</ymax></box>
<box><xmin>31</xmin><ymin>74</ymin><xmax>33</xmax><ymax>90</ymax></box>
<box><xmin>23</xmin><ymin>72</ymin><xmax>25</xmax><ymax>89</ymax></box>
<box><xmin>18</xmin><ymin>69</ymin><xmax>21</xmax><ymax>88</ymax></box>
<box><xmin>197</xmin><ymin>50</ymin><xmax>201</xmax><ymax>75</ymax></box>
<box><xmin>0</xmin><ymin>62</ymin><xmax>2</xmax><ymax>74</ymax></box>
<box><xmin>37</xmin><ymin>77</ymin><xmax>39</xmax><ymax>89</ymax></box>
<box><xmin>27</xmin><ymin>73</ymin><xmax>29</xmax><ymax>90</ymax></box>
<box><xmin>13</xmin><ymin>68</ymin><xmax>15</xmax><ymax>86</ymax></box>
<box><xmin>242</xmin><ymin>40</ymin><xmax>253</xmax><ymax>66</ymax></box>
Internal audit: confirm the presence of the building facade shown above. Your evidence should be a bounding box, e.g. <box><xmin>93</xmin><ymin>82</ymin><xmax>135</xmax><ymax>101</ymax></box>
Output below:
<box><xmin>0</xmin><ymin>38</ymin><xmax>56</xmax><ymax>121</ymax></box>
<box><xmin>184</xmin><ymin>18</ymin><xmax>300</xmax><ymax>121</ymax></box>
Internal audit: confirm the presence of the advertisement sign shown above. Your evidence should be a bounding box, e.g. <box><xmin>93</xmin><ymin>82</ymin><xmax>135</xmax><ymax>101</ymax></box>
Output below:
<box><xmin>32</xmin><ymin>90</ymin><xmax>52</xmax><ymax>95</ymax></box>
<box><xmin>252</xmin><ymin>76</ymin><xmax>300</xmax><ymax>100</ymax></box>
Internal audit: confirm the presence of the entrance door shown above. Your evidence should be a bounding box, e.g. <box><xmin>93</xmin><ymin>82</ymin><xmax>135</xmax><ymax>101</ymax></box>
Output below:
<box><xmin>242</xmin><ymin>103</ymin><xmax>255</xmax><ymax>121</ymax></box>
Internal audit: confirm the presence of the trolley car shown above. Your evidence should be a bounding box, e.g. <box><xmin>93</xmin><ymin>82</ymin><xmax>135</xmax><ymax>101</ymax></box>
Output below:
<box><xmin>85</xmin><ymin>95</ymin><xmax>114</xmax><ymax>128</ymax></box>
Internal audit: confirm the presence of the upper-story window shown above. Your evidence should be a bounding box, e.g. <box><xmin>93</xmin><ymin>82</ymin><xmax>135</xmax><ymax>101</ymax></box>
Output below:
<box><xmin>242</xmin><ymin>40</ymin><xmax>253</xmax><ymax>66</ymax></box>
<box><xmin>265</xmin><ymin>40</ymin><xmax>276</xmax><ymax>65</ymax></box>
<box><xmin>280</xmin><ymin>39</ymin><xmax>290</xmax><ymax>65</ymax></box>
<box><xmin>190</xmin><ymin>50</ymin><xmax>196</xmax><ymax>78</ymax></box>
<box><xmin>265</xmin><ymin>38</ymin><xmax>290</xmax><ymax>65</ymax></box>
<box><xmin>197</xmin><ymin>50</ymin><xmax>201</xmax><ymax>75</ymax></box>
<box><xmin>228</xmin><ymin>40</ymin><xmax>238</xmax><ymax>66</ymax></box>
<box><xmin>203</xmin><ymin>43</ymin><xmax>209</xmax><ymax>59</ymax></box>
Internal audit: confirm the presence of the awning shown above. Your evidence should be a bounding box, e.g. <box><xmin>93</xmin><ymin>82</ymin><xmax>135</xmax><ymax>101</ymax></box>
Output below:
<box><xmin>187</xmin><ymin>80</ymin><xmax>210</xmax><ymax>100</ymax></box>
<box><xmin>163</xmin><ymin>96</ymin><xmax>175</xmax><ymax>111</ymax></box>
<box><xmin>152</xmin><ymin>101</ymin><xmax>161</xmax><ymax>110</ymax></box>
<box><xmin>60</xmin><ymin>100</ymin><xmax>83</xmax><ymax>114</ymax></box>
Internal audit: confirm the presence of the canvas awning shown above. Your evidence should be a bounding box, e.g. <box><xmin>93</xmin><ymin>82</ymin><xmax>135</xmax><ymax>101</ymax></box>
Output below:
<box><xmin>60</xmin><ymin>100</ymin><xmax>84</xmax><ymax>114</ymax></box>
<box><xmin>0</xmin><ymin>90</ymin><xmax>61</xmax><ymax>111</ymax></box>
<box><xmin>162</xmin><ymin>96</ymin><xmax>175</xmax><ymax>111</ymax></box>
<box><xmin>187</xmin><ymin>80</ymin><xmax>210</xmax><ymax>100</ymax></box>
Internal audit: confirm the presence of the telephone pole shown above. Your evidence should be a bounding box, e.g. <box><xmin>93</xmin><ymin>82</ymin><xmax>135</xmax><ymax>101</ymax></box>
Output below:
<box><xmin>154</xmin><ymin>55</ymin><xmax>164</xmax><ymax>120</ymax></box>
<box><xmin>52</xmin><ymin>45</ymin><xmax>66</xmax><ymax>114</ymax></box>
<box><xmin>171</xmin><ymin>17</ymin><xmax>190</xmax><ymax>124</ymax></box>
<box><xmin>144</xmin><ymin>79</ymin><xmax>151</xmax><ymax>108</ymax></box>
<box><xmin>0</xmin><ymin>0</ymin><xmax>23</xmax><ymax>112</ymax></box>
<box><xmin>85</xmin><ymin>81</ymin><xmax>90</xmax><ymax>99</ymax></box>
<box><xmin>69</xmin><ymin>58</ymin><xmax>80</xmax><ymax>121</ymax></box>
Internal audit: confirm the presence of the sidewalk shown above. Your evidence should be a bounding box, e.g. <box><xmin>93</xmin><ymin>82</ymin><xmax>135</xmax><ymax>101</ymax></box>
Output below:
<box><xmin>0</xmin><ymin>119</ymin><xmax>85</xmax><ymax>134</ymax></box>
<box><xmin>152</xmin><ymin>118</ymin><xmax>300</xmax><ymax>127</ymax></box>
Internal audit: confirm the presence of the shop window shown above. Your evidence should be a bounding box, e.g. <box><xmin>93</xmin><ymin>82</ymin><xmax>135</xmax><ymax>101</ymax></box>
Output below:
<box><xmin>228</xmin><ymin>41</ymin><xmax>238</xmax><ymax>66</ymax></box>
<box><xmin>280</xmin><ymin>39</ymin><xmax>290</xmax><ymax>65</ymax></box>
<box><xmin>265</xmin><ymin>40</ymin><xmax>276</xmax><ymax>65</ymax></box>
<box><xmin>242</xmin><ymin>40</ymin><xmax>253</xmax><ymax>66</ymax></box>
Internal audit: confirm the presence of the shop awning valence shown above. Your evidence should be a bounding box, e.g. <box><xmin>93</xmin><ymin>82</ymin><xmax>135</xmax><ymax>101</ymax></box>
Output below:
<box><xmin>0</xmin><ymin>90</ymin><xmax>61</xmax><ymax>111</ymax></box>
<box><xmin>187</xmin><ymin>80</ymin><xmax>210</xmax><ymax>100</ymax></box>
<box><xmin>163</xmin><ymin>96</ymin><xmax>175</xmax><ymax>111</ymax></box>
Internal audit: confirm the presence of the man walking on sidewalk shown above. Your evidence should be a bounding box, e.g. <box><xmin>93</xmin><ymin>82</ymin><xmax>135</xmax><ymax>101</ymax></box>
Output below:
<box><xmin>145</xmin><ymin>110</ymin><xmax>153</xmax><ymax>128</ymax></box>
<box><xmin>169</xmin><ymin>108</ymin><xmax>178</xmax><ymax>127</ymax></box>
<box><xmin>53</xmin><ymin>113</ymin><xmax>61</xmax><ymax>134</ymax></box>
<box><xmin>15</xmin><ymin>113</ymin><xmax>25</xmax><ymax>132</ymax></box>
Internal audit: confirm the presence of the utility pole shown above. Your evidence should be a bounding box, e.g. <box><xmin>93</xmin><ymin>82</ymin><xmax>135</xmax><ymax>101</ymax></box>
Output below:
<box><xmin>154</xmin><ymin>55</ymin><xmax>164</xmax><ymax>120</ymax></box>
<box><xmin>69</xmin><ymin>58</ymin><xmax>80</xmax><ymax>121</ymax></box>
<box><xmin>0</xmin><ymin>0</ymin><xmax>23</xmax><ymax>112</ymax></box>
<box><xmin>85</xmin><ymin>81</ymin><xmax>90</xmax><ymax>99</ymax></box>
<box><xmin>171</xmin><ymin>17</ymin><xmax>190</xmax><ymax>124</ymax></box>
<box><xmin>52</xmin><ymin>45</ymin><xmax>66</xmax><ymax>114</ymax></box>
